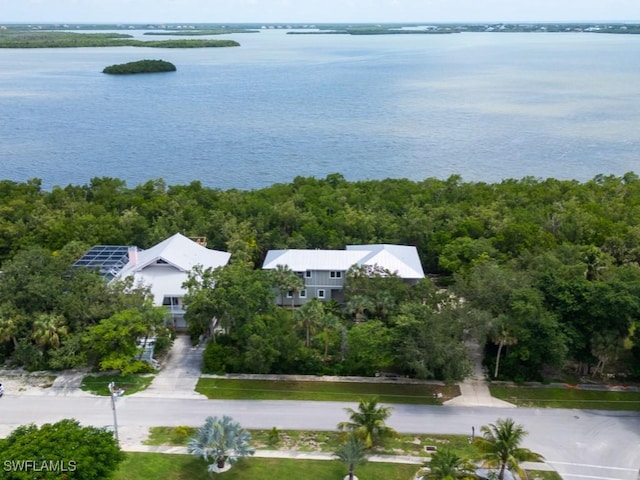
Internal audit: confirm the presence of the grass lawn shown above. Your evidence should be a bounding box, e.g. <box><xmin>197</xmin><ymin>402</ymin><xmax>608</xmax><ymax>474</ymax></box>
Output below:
<box><xmin>145</xmin><ymin>427</ymin><xmax>477</xmax><ymax>459</ymax></box>
<box><xmin>80</xmin><ymin>373</ymin><xmax>154</xmax><ymax>396</ymax></box>
<box><xmin>196</xmin><ymin>378</ymin><xmax>458</xmax><ymax>404</ymax></box>
<box><xmin>115</xmin><ymin>453</ymin><xmax>418</xmax><ymax>480</ymax></box>
<box><xmin>490</xmin><ymin>385</ymin><xmax>640</xmax><ymax>410</ymax></box>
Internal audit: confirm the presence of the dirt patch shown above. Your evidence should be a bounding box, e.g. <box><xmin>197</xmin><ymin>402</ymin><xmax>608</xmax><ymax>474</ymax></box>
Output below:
<box><xmin>0</xmin><ymin>373</ymin><xmax>56</xmax><ymax>395</ymax></box>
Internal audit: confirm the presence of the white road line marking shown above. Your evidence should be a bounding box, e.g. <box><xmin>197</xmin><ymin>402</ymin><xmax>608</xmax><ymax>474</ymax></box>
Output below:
<box><xmin>560</xmin><ymin>475</ymin><xmax>631</xmax><ymax>480</ymax></box>
<box><xmin>548</xmin><ymin>461</ymin><xmax>637</xmax><ymax>472</ymax></box>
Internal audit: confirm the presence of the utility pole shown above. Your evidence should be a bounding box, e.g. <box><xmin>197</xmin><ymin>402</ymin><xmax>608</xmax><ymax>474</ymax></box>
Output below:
<box><xmin>108</xmin><ymin>382</ymin><xmax>124</xmax><ymax>442</ymax></box>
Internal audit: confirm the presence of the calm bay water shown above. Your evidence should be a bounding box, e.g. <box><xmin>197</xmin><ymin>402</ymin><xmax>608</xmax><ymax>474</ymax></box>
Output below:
<box><xmin>1</xmin><ymin>30</ymin><xmax>639</xmax><ymax>190</ymax></box>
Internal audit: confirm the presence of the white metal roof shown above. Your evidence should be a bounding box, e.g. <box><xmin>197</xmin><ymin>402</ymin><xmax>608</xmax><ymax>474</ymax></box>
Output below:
<box><xmin>115</xmin><ymin>233</ymin><xmax>231</xmax><ymax>304</ymax></box>
<box><xmin>347</xmin><ymin>244</ymin><xmax>425</xmax><ymax>279</ymax></box>
<box><xmin>263</xmin><ymin>244</ymin><xmax>424</xmax><ymax>279</ymax></box>
<box><xmin>263</xmin><ymin>249</ymin><xmax>365</xmax><ymax>272</ymax></box>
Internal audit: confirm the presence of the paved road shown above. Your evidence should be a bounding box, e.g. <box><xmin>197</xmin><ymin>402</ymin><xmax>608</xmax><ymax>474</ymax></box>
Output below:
<box><xmin>1</xmin><ymin>395</ymin><xmax>638</xmax><ymax>480</ymax></box>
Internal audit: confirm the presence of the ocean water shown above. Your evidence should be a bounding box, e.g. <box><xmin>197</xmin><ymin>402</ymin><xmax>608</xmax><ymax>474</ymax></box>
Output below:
<box><xmin>0</xmin><ymin>29</ymin><xmax>639</xmax><ymax>190</ymax></box>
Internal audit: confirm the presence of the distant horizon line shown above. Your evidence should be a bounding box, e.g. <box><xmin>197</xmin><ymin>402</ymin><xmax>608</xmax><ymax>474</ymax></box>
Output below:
<box><xmin>3</xmin><ymin>20</ymin><xmax>640</xmax><ymax>25</ymax></box>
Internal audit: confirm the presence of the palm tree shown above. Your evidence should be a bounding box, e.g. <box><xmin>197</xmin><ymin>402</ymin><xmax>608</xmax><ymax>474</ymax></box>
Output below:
<box><xmin>373</xmin><ymin>290</ymin><xmax>397</xmax><ymax>321</ymax></box>
<box><xmin>337</xmin><ymin>397</ymin><xmax>396</xmax><ymax>448</ymax></box>
<box><xmin>346</xmin><ymin>294</ymin><xmax>374</xmax><ymax>322</ymax></box>
<box><xmin>319</xmin><ymin>312</ymin><xmax>341</xmax><ymax>361</ymax></box>
<box><xmin>590</xmin><ymin>330</ymin><xmax>622</xmax><ymax>378</ymax></box>
<box><xmin>491</xmin><ymin>317</ymin><xmax>518</xmax><ymax>379</ymax></box>
<box><xmin>418</xmin><ymin>448</ymin><xmax>476</xmax><ymax>480</ymax></box>
<box><xmin>294</xmin><ymin>297</ymin><xmax>325</xmax><ymax>348</ymax></box>
<box><xmin>0</xmin><ymin>315</ymin><xmax>19</xmax><ymax>349</ymax></box>
<box><xmin>187</xmin><ymin>415</ymin><xmax>255</xmax><ymax>473</ymax></box>
<box><xmin>288</xmin><ymin>275</ymin><xmax>304</xmax><ymax>310</ymax></box>
<box><xmin>0</xmin><ymin>302</ymin><xmax>24</xmax><ymax>349</ymax></box>
<box><xmin>474</xmin><ymin>418</ymin><xmax>543</xmax><ymax>480</ymax></box>
<box><xmin>32</xmin><ymin>313</ymin><xmax>68</xmax><ymax>349</ymax></box>
<box><xmin>271</xmin><ymin>264</ymin><xmax>302</xmax><ymax>308</ymax></box>
<box><xmin>334</xmin><ymin>433</ymin><xmax>367</xmax><ymax>480</ymax></box>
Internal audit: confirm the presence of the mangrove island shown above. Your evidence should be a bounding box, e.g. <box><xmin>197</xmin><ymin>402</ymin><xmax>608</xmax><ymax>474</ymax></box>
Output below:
<box><xmin>102</xmin><ymin>59</ymin><xmax>177</xmax><ymax>74</ymax></box>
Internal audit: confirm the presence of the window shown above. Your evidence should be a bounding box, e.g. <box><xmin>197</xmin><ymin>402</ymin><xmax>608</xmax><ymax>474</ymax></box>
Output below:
<box><xmin>305</xmin><ymin>271</ymin><xmax>312</xmax><ymax>278</ymax></box>
<box><xmin>317</xmin><ymin>289</ymin><xmax>326</xmax><ymax>299</ymax></box>
<box><xmin>330</xmin><ymin>271</ymin><xmax>342</xmax><ymax>278</ymax></box>
<box><xmin>300</xmin><ymin>290</ymin><xmax>307</xmax><ymax>299</ymax></box>
<box><xmin>286</xmin><ymin>290</ymin><xmax>294</xmax><ymax>298</ymax></box>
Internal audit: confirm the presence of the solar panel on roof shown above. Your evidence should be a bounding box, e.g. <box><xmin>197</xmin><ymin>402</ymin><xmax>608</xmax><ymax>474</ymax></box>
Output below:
<box><xmin>72</xmin><ymin>245</ymin><xmax>132</xmax><ymax>280</ymax></box>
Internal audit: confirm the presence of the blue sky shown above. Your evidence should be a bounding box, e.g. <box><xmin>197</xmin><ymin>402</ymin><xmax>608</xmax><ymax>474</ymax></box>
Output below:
<box><xmin>3</xmin><ymin>0</ymin><xmax>640</xmax><ymax>24</ymax></box>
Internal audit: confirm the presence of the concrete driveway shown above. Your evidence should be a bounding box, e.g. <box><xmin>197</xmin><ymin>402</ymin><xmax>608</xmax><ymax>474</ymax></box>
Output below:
<box><xmin>137</xmin><ymin>335</ymin><xmax>206</xmax><ymax>398</ymax></box>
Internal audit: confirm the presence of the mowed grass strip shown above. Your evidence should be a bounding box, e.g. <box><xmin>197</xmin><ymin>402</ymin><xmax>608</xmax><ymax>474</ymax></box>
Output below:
<box><xmin>115</xmin><ymin>453</ymin><xmax>418</xmax><ymax>480</ymax></box>
<box><xmin>80</xmin><ymin>373</ymin><xmax>154</xmax><ymax>396</ymax></box>
<box><xmin>490</xmin><ymin>385</ymin><xmax>640</xmax><ymax>410</ymax></box>
<box><xmin>195</xmin><ymin>378</ymin><xmax>458</xmax><ymax>404</ymax></box>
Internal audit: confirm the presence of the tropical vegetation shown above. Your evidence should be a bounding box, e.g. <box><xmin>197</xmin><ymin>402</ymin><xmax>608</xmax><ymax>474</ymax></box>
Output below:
<box><xmin>0</xmin><ymin>419</ymin><xmax>125</xmax><ymax>479</ymax></box>
<box><xmin>337</xmin><ymin>397</ymin><xmax>397</xmax><ymax>448</ymax></box>
<box><xmin>1</xmin><ymin>173</ymin><xmax>640</xmax><ymax>382</ymax></box>
<box><xmin>334</xmin><ymin>433</ymin><xmax>367</xmax><ymax>480</ymax></box>
<box><xmin>0</xmin><ymin>31</ymin><xmax>240</xmax><ymax>48</ymax></box>
<box><xmin>417</xmin><ymin>448</ymin><xmax>477</xmax><ymax>480</ymax></box>
<box><xmin>0</xmin><ymin>243</ymin><xmax>172</xmax><ymax>373</ymax></box>
<box><xmin>187</xmin><ymin>416</ymin><xmax>255</xmax><ymax>473</ymax></box>
<box><xmin>103</xmin><ymin>59</ymin><xmax>176</xmax><ymax>74</ymax></box>
<box><xmin>474</xmin><ymin>418</ymin><xmax>542</xmax><ymax>480</ymax></box>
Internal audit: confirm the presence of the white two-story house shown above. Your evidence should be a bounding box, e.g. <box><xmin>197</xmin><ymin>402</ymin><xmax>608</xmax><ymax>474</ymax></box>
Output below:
<box><xmin>262</xmin><ymin>244</ymin><xmax>424</xmax><ymax>306</ymax></box>
<box><xmin>73</xmin><ymin>233</ymin><xmax>231</xmax><ymax>330</ymax></box>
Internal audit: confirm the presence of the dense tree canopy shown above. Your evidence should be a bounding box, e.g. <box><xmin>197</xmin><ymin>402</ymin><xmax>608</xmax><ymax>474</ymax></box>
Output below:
<box><xmin>0</xmin><ymin>419</ymin><xmax>125</xmax><ymax>480</ymax></box>
<box><xmin>102</xmin><ymin>59</ymin><xmax>176</xmax><ymax>74</ymax></box>
<box><xmin>1</xmin><ymin>173</ymin><xmax>640</xmax><ymax>380</ymax></box>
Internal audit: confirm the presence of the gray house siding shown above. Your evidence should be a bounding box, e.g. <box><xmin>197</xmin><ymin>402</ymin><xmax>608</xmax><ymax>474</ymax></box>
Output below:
<box><xmin>280</xmin><ymin>270</ymin><xmax>347</xmax><ymax>307</ymax></box>
<box><xmin>264</xmin><ymin>244</ymin><xmax>425</xmax><ymax>308</ymax></box>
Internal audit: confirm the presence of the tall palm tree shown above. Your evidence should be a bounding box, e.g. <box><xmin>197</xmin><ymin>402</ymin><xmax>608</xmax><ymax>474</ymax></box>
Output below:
<box><xmin>294</xmin><ymin>297</ymin><xmax>325</xmax><ymax>348</ymax></box>
<box><xmin>288</xmin><ymin>275</ymin><xmax>304</xmax><ymax>310</ymax></box>
<box><xmin>32</xmin><ymin>313</ymin><xmax>68</xmax><ymax>349</ymax></box>
<box><xmin>188</xmin><ymin>415</ymin><xmax>255</xmax><ymax>473</ymax></box>
<box><xmin>0</xmin><ymin>315</ymin><xmax>19</xmax><ymax>348</ymax></box>
<box><xmin>474</xmin><ymin>418</ymin><xmax>543</xmax><ymax>480</ymax></box>
<box><xmin>334</xmin><ymin>433</ymin><xmax>367</xmax><ymax>480</ymax></box>
<box><xmin>319</xmin><ymin>312</ymin><xmax>341</xmax><ymax>360</ymax></box>
<box><xmin>418</xmin><ymin>448</ymin><xmax>476</xmax><ymax>480</ymax></box>
<box><xmin>491</xmin><ymin>317</ymin><xmax>518</xmax><ymax>379</ymax></box>
<box><xmin>337</xmin><ymin>397</ymin><xmax>396</xmax><ymax>448</ymax></box>
<box><xmin>271</xmin><ymin>264</ymin><xmax>302</xmax><ymax>308</ymax></box>
<box><xmin>0</xmin><ymin>302</ymin><xmax>23</xmax><ymax>348</ymax></box>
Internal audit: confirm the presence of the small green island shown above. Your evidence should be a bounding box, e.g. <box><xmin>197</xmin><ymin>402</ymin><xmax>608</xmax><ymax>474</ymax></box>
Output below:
<box><xmin>102</xmin><ymin>59</ymin><xmax>176</xmax><ymax>74</ymax></box>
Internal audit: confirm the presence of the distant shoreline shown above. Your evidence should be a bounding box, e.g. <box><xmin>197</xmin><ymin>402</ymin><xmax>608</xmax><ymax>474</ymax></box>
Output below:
<box><xmin>0</xmin><ymin>31</ymin><xmax>240</xmax><ymax>48</ymax></box>
<box><xmin>1</xmin><ymin>22</ymin><xmax>639</xmax><ymax>36</ymax></box>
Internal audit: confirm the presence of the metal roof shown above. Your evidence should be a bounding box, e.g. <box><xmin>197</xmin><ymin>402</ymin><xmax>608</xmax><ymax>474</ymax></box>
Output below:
<box><xmin>115</xmin><ymin>233</ymin><xmax>231</xmax><ymax>304</ymax></box>
<box><xmin>263</xmin><ymin>244</ymin><xmax>424</xmax><ymax>279</ymax></box>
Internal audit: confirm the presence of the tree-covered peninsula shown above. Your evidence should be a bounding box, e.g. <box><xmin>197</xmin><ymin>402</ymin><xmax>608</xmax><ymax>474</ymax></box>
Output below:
<box><xmin>0</xmin><ymin>31</ymin><xmax>239</xmax><ymax>48</ymax></box>
<box><xmin>103</xmin><ymin>59</ymin><xmax>176</xmax><ymax>75</ymax></box>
